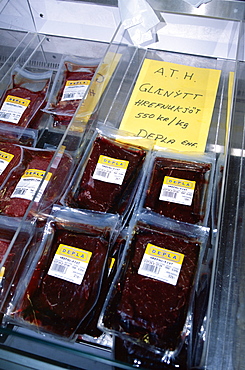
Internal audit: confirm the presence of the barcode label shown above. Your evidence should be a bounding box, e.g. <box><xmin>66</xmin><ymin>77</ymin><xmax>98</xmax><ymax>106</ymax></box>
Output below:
<box><xmin>63</xmin><ymin>92</ymin><xmax>76</xmax><ymax>100</ymax></box>
<box><xmin>0</xmin><ymin>112</ymin><xmax>11</xmax><ymax>120</ymax></box>
<box><xmin>161</xmin><ymin>190</ymin><xmax>177</xmax><ymax>199</ymax></box>
<box><xmin>10</xmin><ymin>170</ymin><xmax>51</xmax><ymax>201</ymax></box>
<box><xmin>138</xmin><ymin>243</ymin><xmax>184</xmax><ymax>286</ymax></box>
<box><xmin>48</xmin><ymin>244</ymin><xmax>92</xmax><ymax>285</ymax></box>
<box><xmin>159</xmin><ymin>176</ymin><xmax>195</xmax><ymax>206</ymax></box>
<box><xmin>93</xmin><ymin>155</ymin><xmax>129</xmax><ymax>185</ymax></box>
<box><xmin>61</xmin><ymin>81</ymin><xmax>89</xmax><ymax>101</ymax></box>
<box><xmin>50</xmin><ymin>263</ymin><xmax>68</xmax><ymax>274</ymax></box>
<box><xmin>96</xmin><ymin>169</ymin><xmax>110</xmax><ymax>179</ymax></box>
<box><xmin>12</xmin><ymin>188</ymin><xmax>28</xmax><ymax>196</ymax></box>
<box><xmin>141</xmin><ymin>262</ymin><xmax>161</xmax><ymax>275</ymax></box>
<box><xmin>0</xmin><ymin>96</ymin><xmax>30</xmax><ymax>124</ymax></box>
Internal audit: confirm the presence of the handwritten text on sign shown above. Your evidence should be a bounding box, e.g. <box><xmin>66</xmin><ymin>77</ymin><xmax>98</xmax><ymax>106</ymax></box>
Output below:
<box><xmin>119</xmin><ymin>59</ymin><xmax>221</xmax><ymax>152</ymax></box>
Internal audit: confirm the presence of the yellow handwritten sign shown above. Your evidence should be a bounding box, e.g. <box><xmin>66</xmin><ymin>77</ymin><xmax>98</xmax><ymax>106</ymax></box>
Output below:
<box><xmin>119</xmin><ymin>59</ymin><xmax>221</xmax><ymax>152</ymax></box>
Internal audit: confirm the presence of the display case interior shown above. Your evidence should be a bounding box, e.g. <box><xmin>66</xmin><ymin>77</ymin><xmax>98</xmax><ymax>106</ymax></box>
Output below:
<box><xmin>0</xmin><ymin>3</ymin><xmax>244</xmax><ymax>370</ymax></box>
<box><xmin>0</xmin><ymin>29</ymin><xmax>36</xmax><ymax>72</ymax></box>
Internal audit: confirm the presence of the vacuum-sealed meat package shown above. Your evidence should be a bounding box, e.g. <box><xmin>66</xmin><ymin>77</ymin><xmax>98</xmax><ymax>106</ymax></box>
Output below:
<box><xmin>64</xmin><ymin>127</ymin><xmax>152</xmax><ymax>217</ymax></box>
<box><xmin>0</xmin><ymin>66</ymin><xmax>52</xmax><ymax>130</ymax></box>
<box><xmin>44</xmin><ymin>57</ymin><xmax>100</xmax><ymax>118</ymax></box>
<box><xmin>76</xmin><ymin>228</ymin><xmax>128</xmax><ymax>340</ymax></box>
<box><xmin>142</xmin><ymin>152</ymin><xmax>214</xmax><ymax>225</ymax></box>
<box><xmin>9</xmin><ymin>207</ymin><xmax>119</xmax><ymax>338</ymax></box>
<box><xmin>0</xmin><ymin>147</ymin><xmax>73</xmax><ymax>218</ymax></box>
<box><xmin>0</xmin><ymin>142</ymin><xmax>22</xmax><ymax>187</ymax></box>
<box><xmin>0</xmin><ymin>217</ymin><xmax>35</xmax><ymax>310</ymax></box>
<box><xmin>99</xmin><ymin>213</ymin><xmax>207</xmax><ymax>357</ymax></box>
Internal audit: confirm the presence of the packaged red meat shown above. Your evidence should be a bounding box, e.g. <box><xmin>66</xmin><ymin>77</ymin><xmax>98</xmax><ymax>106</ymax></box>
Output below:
<box><xmin>140</xmin><ymin>151</ymin><xmax>215</xmax><ymax>225</ymax></box>
<box><xmin>0</xmin><ymin>146</ymin><xmax>73</xmax><ymax>218</ymax></box>
<box><xmin>44</xmin><ymin>56</ymin><xmax>100</xmax><ymax>118</ymax></box>
<box><xmin>8</xmin><ymin>206</ymin><xmax>120</xmax><ymax>339</ymax></box>
<box><xmin>63</xmin><ymin>125</ymin><xmax>153</xmax><ymax>219</ymax></box>
<box><xmin>99</xmin><ymin>212</ymin><xmax>207</xmax><ymax>358</ymax></box>
<box><xmin>0</xmin><ymin>216</ymin><xmax>35</xmax><ymax>310</ymax></box>
<box><xmin>0</xmin><ymin>142</ymin><xmax>22</xmax><ymax>188</ymax></box>
<box><xmin>76</xmin><ymin>227</ymin><xmax>128</xmax><ymax>341</ymax></box>
<box><xmin>0</xmin><ymin>66</ymin><xmax>52</xmax><ymax>130</ymax></box>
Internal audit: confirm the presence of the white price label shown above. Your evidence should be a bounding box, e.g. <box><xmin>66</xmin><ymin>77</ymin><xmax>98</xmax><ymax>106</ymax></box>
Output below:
<box><xmin>0</xmin><ymin>150</ymin><xmax>14</xmax><ymax>175</ymax></box>
<box><xmin>0</xmin><ymin>95</ymin><xmax>30</xmax><ymax>124</ymax></box>
<box><xmin>138</xmin><ymin>243</ymin><xmax>184</xmax><ymax>286</ymax></box>
<box><xmin>93</xmin><ymin>155</ymin><xmax>129</xmax><ymax>185</ymax></box>
<box><xmin>10</xmin><ymin>169</ymin><xmax>52</xmax><ymax>202</ymax></box>
<box><xmin>61</xmin><ymin>80</ymin><xmax>90</xmax><ymax>101</ymax></box>
<box><xmin>48</xmin><ymin>244</ymin><xmax>92</xmax><ymax>285</ymax></box>
<box><xmin>159</xmin><ymin>176</ymin><xmax>195</xmax><ymax>206</ymax></box>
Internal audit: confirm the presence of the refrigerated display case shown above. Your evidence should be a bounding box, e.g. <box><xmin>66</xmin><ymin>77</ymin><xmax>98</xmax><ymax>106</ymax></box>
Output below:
<box><xmin>0</xmin><ymin>1</ymin><xmax>244</xmax><ymax>369</ymax></box>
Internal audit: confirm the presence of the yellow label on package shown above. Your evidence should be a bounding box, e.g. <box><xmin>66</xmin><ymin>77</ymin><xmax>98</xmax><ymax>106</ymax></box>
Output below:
<box><xmin>48</xmin><ymin>244</ymin><xmax>92</xmax><ymax>285</ymax></box>
<box><xmin>10</xmin><ymin>169</ymin><xmax>52</xmax><ymax>202</ymax></box>
<box><xmin>93</xmin><ymin>155</ymin><xmax>129</xmax><ymax>185</ymax></box>
<box><xmin>138</xmin><ymin>243</ymin><xmax>184</xmax><ymax>286</ymax></box>
<box><xmin>62</xmin><ymin>80</ymin><xmax>90</xmax><ymax>101</ymax></box>
<box><xmin>23</xmin><ymin>169</ymin><xmax>52</xmax><ymax>180</ymax></box>
<box><xmin>159</xmin><ymin>176</ymin><xmax>196</xmax><ymax>206</ymax></box>
<box><xmin>119</xmin><ymin>59</ymin><xmax>221</xmax><ymax>152</ymax></box>
<box><xmin>5</xmin><ymin>95</ymin><xmax>30</xmax><ymax>107</ymax></box>
<box><xmin>66</xmin><ymin>80</ymin><xmax>90</xmax><ymax>87</ymax></box>
<box><xmin>0</xmin><ymin>95</ymin><xmax>30</xmax><ymax>124</ymax></box>
<box><xmin>0</xmin><ymin>150</ymin><xmax>14</xmax><ymax>175</ymax></box>
<box><xmin>0</xmin><ymin>266</ymin><xmax>5</xmax><ymax>282</ymax></box>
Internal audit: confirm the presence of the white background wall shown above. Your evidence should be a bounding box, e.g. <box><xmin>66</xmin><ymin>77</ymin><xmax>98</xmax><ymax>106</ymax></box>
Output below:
<box><xmin>0</xmin><ymin>0</ymin><xmax>242</xmax><ymax>59</ymax></box>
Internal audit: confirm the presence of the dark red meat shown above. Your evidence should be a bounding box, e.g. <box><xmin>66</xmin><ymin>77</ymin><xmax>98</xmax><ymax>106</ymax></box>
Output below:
<box><xmin>0</xmin><ymin>84</ymin><xmax>49</xmax><ymax>129</ymax></box>
<box><xmin>0</xmin><ymin>239</ymin><xmax>9</xmax><ymax>262</ymax></box>
<box><xmin>105</xmin><ymin>224</ymin><xmax>200</xmax><ymax>351</ymax></box>
<box><xmin>71</xmin><ymin>136</ymin><xmax>146</xmax><ymax>214</ymax></box>
<box><xmin>0</xmin><ymin>150</ymin><xmax>52</xmax><ymax>217</ymax></box>
<box><xmin>53</xmin><ymin>62</ymin><xmax>98</xmax><ymax>116</ymax></box>
<box><xmin>0</xmin><ymin>225</ymin><xmax>44</xmax><ymax>313</ymax></box>
<box><xmin>144</xmin><ymin>157</ymin><xmax>211</xmax><ymax>224</ymax></box>
<box><xmin>17</xmin><ymin>226</ymin><xmax>108</xmax><ymax>337</ymax></box>
<box><xmin>76</xmin><ymin>232</ymin><xmax>126</xmax><ymax>338</ymax></box>
<box><xmin>0</xmin><ymin>148</ymin><xmax>73</xmax><ymax>217</ymax></box>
